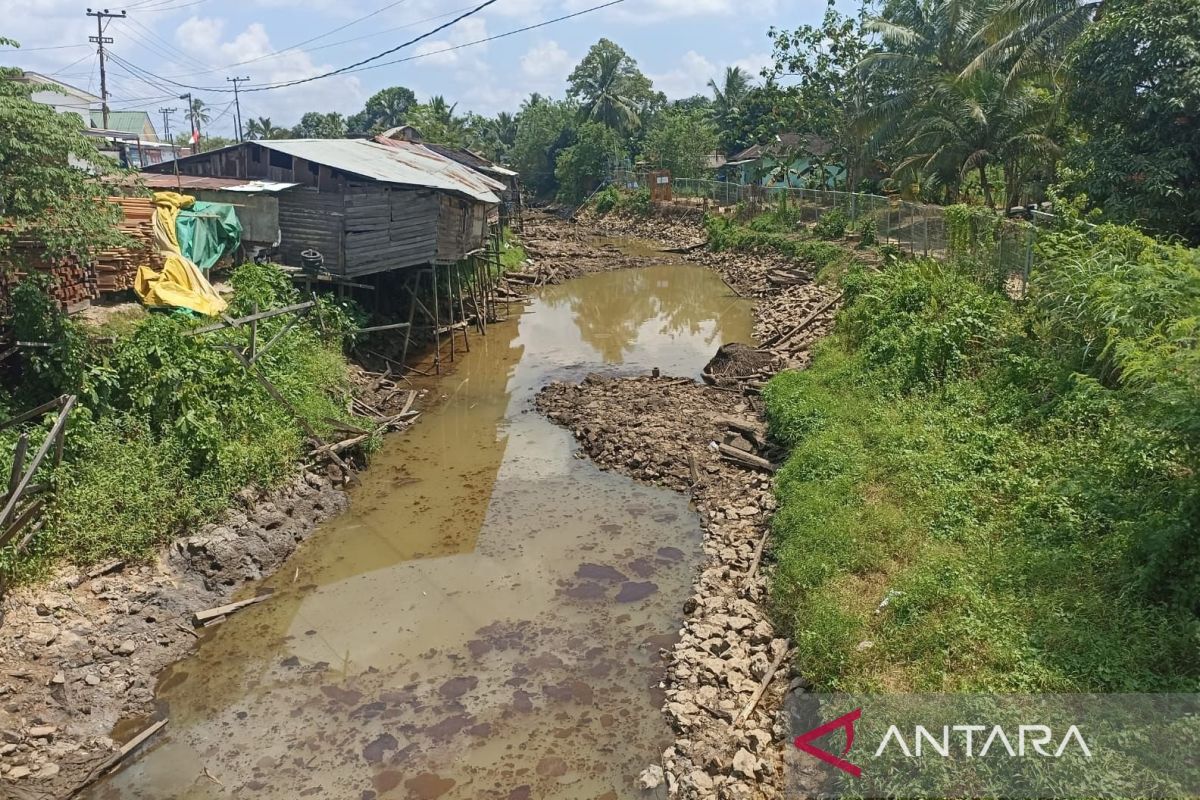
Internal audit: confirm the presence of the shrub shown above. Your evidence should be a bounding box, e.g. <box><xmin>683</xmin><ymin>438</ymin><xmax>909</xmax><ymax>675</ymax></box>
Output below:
<box><xmin>591</xmin><ymin>185</ymin><xmax>620</xmax><ymax>215</ymax></box>
<box><xmin>858</xmin><ymin>217</ymin><xmax>877</xmax><ymax>247</ymax></box>
<box><xmin>814</xmin><ymin>208</ymin><xmax>849</xmax><ymax>240</ymax></box>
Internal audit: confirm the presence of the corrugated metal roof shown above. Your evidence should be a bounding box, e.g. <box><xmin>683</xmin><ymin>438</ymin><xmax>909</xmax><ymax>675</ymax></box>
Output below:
<box><xmin>421</xmin><ymin>142</ymin><xmax>519</xmax><ymax>178</ymax></box>
<box><xmin>90</xmin><ymin>110</ymin><xmax>155</xmax><ymax>137</ymax></box>
<box><xmin>256</xmin><ymin>139</ymin><xmax>502</xmax><ymax>204</ymax></box>
<box><xmin>140</xmin><ymin>174</ymin><xmax>299</xmax><ymax>192</ymax></box>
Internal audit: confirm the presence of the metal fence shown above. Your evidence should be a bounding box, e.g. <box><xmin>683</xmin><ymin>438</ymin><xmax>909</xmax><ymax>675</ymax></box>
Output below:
<box><xmin>610</xmin><ymin>171</ymin><xmax>1044</xmax><ymax>294</ymax></box>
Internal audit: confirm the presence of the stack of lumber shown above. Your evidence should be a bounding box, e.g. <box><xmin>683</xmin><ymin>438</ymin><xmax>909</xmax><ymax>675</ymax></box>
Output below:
<box><xmin>95</xmin><ymin>196</ymin><xmax>161</xmax><ymax>293</ymax></box>
<box><xmin>0</xmin><ymin>245</ymin><xmax>98</xmax><ymax>311</ymax></box>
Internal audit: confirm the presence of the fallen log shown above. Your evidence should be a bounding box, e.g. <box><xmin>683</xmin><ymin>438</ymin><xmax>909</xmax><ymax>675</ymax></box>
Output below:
<box><xmin>713</xmin><ymin>415</ymin><xmax>766</xmax><ymax>446</ymax></box>
<box><xmin>718</xmin><ymin>443</ymin><xmax>776</xmax><ymax>473</ymax></box>
<box><xmin>192</xmin><ymin>593</ymin><xmax>271</xmax><ymax>626</ymax></box>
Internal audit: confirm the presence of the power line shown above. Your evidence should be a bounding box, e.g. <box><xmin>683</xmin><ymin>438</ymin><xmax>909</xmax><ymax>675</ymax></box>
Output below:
<box><xmin>340</xmin><ymin>0</ymin><xmax>627</xmax><ymax>76</ymax></box>
<box><xmin>87</xmin><ymin>7</ymin><xmax>127</xmax><ymax>129</ymax></box>
<box><xmin>106</xmin><ymin>0</ymin><xmax>626</xmax><ymax>94</ymax></box>
<box><xmin>0</xmin><ymin>43</ymin><xmax>90</xmax><ymax>53</ymax></box>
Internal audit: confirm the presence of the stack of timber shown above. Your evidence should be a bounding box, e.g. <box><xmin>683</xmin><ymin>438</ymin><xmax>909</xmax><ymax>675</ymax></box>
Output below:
<box><xmin>95</xmin><ymin>196</ymin><xmax>161</xmax><ymax>294</ymax></box>
<box><xmin>0</xmin><ymin>244</ymin><xmax>98</xmax><ymax>311</ymax></box>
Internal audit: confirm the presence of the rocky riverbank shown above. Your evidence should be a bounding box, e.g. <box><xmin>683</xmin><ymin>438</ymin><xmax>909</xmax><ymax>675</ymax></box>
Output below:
<box><xmin>0</xmin><ymin>372</ymin><xmax>425</xmax><ymax>798</ymax></box>
<box><xmin>529</xmin><ymin>206</ymin><xmax>857</xmax><ymax>798</ymax></box>
<box><xmin>537</xmin><ymin>376</ymin><xmax>791</xmax><ymax>799</ymax></box>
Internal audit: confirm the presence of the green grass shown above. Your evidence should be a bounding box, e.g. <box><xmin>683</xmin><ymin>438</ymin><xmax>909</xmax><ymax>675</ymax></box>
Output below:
<box><xmin>0</xmin><ymin>262</ymin><xmax>364</xmax><ymax>582</ymax></box>
<box><xmin>763</xmin><ymin>246</ymin><xmax>1199</xmax><ymax>693</ymax></box>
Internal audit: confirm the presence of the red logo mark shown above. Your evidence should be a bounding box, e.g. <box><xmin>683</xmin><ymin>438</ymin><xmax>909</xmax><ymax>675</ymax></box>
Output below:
<box><xmin>794</xmin><ymin>707</ymin><xmax>863</xmax><ymax>777</ymax></box>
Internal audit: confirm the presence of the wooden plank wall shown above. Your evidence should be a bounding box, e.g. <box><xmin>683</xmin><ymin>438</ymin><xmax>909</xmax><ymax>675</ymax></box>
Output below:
<box><xmin>277</xmin><ymin>189</ymin><xmax>345</xmax><ymax>273</ymax></box>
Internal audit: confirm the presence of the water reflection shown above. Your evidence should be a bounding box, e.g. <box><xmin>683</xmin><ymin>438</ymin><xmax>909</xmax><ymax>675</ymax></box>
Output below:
<box><xmin>86</xmin><ymin>265</ymin><xmax>753</xmax><ymax>800</ymax></box>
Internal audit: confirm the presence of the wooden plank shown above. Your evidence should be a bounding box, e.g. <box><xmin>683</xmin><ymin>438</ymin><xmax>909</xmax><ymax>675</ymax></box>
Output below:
<box><xmin>191</xmin><ymin>302</ymin><xmax>314</xmax><ymax>336</ymax></box>
<box><xmin>0</xmin><ymin>396</ymin><xmax>75</xmax><ymax>530</ymax></box>
<box><xmin>717</xmin><ymin>443</ymin><xmax>776</xmax><ymax>473</ymax></box>
<box><xmin>192</xmin><ymin>592</ymin><xmax>272</xmax><ymax>625</ymax></box>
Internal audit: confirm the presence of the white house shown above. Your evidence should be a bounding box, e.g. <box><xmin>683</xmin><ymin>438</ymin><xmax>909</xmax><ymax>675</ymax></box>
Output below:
<box><xmin>17</xmin><ymin>71</ymin><xmax>101</xmax><ymax>120</ymax></box>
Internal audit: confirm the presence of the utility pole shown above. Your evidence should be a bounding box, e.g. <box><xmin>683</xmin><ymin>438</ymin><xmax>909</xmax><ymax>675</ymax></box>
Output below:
<box><xmin>160</xmin><ymin>106</ymin><xmax>181</xmax><ymax>188</ymax></box>
<box><xmin>86</xmin><ymin>8</ymin><xmax>125</xmax><ymax>130</ymax></box>
<box><xmin>227</xmin><ymin>76</ymin><xmax>249</xmax><ymax>141</ymax></box>
<box><xmin>178</xmin><ymin>92</ymin><xmax>195</xmax><ymax>152</ymax></box>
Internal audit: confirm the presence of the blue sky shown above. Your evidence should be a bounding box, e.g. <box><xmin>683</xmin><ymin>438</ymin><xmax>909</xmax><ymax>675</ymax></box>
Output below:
<box><xmin>1</xmin><ymin>0</ymin><xmax>846</xmax><ymax>135</ymax></box>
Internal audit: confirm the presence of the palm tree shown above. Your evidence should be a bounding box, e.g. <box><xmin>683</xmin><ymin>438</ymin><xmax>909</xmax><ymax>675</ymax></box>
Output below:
<box><xmin>567</xmin><ymin>39</ymin><xmax>650</xmax><ymax>133</ymax></box>
<box><xmin>190</xmin><ymin>97</ymin><xmax>210</xmax><ymax>139</ymax></box>
<box><xmin>708</xmin><ymin>66</ymin><xmax>752</xmax><ymax>121</ymax></box>
<box><xmin>966</xmin><ymin>0</ymin><xmax>1104</xmax><ymax>82</ymax></box>
<box><xmin>244</xmin><ymin>116</ymin><xmax>286</xmax><ymax>140</ymax></box>
<box><xmin>891</xmin><ymin>71</ymin><xmax>1059</xmax><ymax>206</ymax></box>
<box><xmin>493</xmin><ymin>111</ymin><xmax>518</xmax><ymax>149</ymax></box>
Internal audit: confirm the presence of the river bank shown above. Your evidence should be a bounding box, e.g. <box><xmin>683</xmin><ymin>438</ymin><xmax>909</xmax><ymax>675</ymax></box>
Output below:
<box><xmin>527</xmin><ymin>206</ymin><xmax>859</xmax><ymax>798</ymax></box>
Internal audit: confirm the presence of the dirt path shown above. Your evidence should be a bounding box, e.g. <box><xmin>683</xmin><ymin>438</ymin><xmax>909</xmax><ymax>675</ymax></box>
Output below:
<box><xmin>528</xmin><ymin>208</ymin><xmax>849</xmax><ymax>799</ymax></box>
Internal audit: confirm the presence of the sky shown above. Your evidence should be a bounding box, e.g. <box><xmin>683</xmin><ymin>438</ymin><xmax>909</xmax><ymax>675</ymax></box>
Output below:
<box><xmin>0</xmin><ymin>0</ymin><xmax>846</xmax><ymax>137</ymax></box>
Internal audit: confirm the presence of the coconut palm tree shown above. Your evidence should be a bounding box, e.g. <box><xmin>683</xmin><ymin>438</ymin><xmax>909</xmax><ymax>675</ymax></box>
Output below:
<box><xmin>965</xmin><ymin>0</ymin><xmax>1104</xmax><ymax>82</ymax></box>
<box><xmin>189</xmin><ymin>97</ymin><xmax>210</xmax><ymax>139</ymax></box>
<box><xmin>567</xmin><ymin>39</ymin><xmax>656</xmax><ymax>134</ymax></box>
<box><xmin>891</xmin><ymin>71</ymin><xmax>1059</xmax><ymax>206</ymax></box>
<box><xmin>707</xmin><ymin>66</ymin><xmax>752</xmax><ymax>122</ymax></box>
<box><xmin>244</xmin><ymin>116</ymin><xmax>287</xmax><ymax>140</ymax></box>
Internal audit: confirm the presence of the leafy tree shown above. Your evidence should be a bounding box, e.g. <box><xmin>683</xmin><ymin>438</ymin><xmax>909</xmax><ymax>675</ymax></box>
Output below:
<box><xmin>244</xmin><ymin>116</ymin><xmax>288</xmax><ymax>140</ymax></box>
<box><xmin>347</xmin><ymin>85</ymin><xmax>417</xmax><ymax>134</ymax></box>
<box><xmin>291</xmin><ymin>111</ymin><xmax>347</xmax><ymax>139</ymax></box>
<box><xmin>554</xmin><ymin>121</ymin><xmax>625</xmax><ymax>203</ymax></box>
<box><xmin>642</xmin><ymin>109</ymin><xmax>718</xmax><ymax>179</ymax></box>
<box><xmin>766</xmin><ymin>2</ymin><xmax>878</xmax><ymax>188</ymax></box>
<box><xmin>1063</xmin><ymin>0</ymin><xmax>1200</xmax><ymax>242</ymax></box>
<box><xmin>567</xmin><ymin>38</ymin><xmax>663</xmax><ymax>134</ymax></box>
<box><xmin>669</xmin><ymin>95</ymin><xmax>714</xmax><ymax>115</ymax></box>
<box><xmin>511</xmin><ymin>98</ymin><xmax>577</xmax><ymax>198</ymax></box>
<box><xmin>893</xmin><ymin>72</ymin><xmax>1059</xmax><ymax>206</ymax></box>
<box><xmin>0</xmin><ymin>51</ymin><xmax>128</xmax><ymax>258</ymax></box>
<box><xmin>405</xmin><ymin>97</ymin><xmax>468</xmax><ymax>148</ymax></box>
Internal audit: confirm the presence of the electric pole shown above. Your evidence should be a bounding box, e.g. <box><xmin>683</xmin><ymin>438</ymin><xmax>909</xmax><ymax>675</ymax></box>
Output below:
<box><xmin>158</xmin><ymin>106</ymin><xmax>175</xmax><ymax>151</ymax></box>
<box><xmin>227</xmin><ymin>76</ymin><xmax>249</xmax><ymax>141</ymax></box>
<box><xmin>86</xmin><ymin>8</ymin><xmax>125</xmax><ymax>130</ymax></box>
<box><xmin>178</xmin><ymin>92</ymin><xmax>196</xmax><ymax>151</ymax></box>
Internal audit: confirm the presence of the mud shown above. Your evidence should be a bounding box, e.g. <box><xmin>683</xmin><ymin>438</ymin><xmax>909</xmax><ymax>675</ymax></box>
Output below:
<box><xmin>0</xmin><ymin>471</ymin><xmax>352</xmax><ymax>798</ymax></box>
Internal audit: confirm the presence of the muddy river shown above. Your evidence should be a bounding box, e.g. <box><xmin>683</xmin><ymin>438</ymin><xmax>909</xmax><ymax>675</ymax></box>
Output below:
<box><xmin>88</xmin><ymin>261</ymin><xmax>753</xmax><ymax>800</ymax></box>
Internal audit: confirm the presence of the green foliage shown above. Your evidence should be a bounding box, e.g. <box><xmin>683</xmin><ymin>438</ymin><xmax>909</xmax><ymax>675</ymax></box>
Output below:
<box><xmin>567</xmin><ymin>38</ymin><xmax>664</xmax><ymax>135</ymax></box>
<box><xmin>1064</xmin><ymin>0</ymin><xmax>1200</xmax><ymax>242</ymax></box>
<box><xmin>291</xmin><ymin>111</ymin><xmax>347</xmax><ymax>139</ymax></box>
<box><xmin>591</xmin><ymin>185</ymin><xmax>621</xmax><ymax>215</ymax></box>
<box><xmin>814</xmin><ymin>208</ymin><xmax>849</xmax><ymax>240</ymax></box>
<box><xmin>0</xmin><ymin>62</ymin><xmax>130</xmax><ymax>258</ymax></box>
<box><xmin>764</xmin><ymin>222</ymin><xmax>1200</xmax><ymax>693</ymax></box>
<box><xmin>347</xmin><ymin>86</ymin><xmax>417</xmax><ymax>134</ymax></box>
<box><xmin>9</xmin><ymin>275</ymin><xmax>86</xmax><ymax>403</ymax></box>
<box><xmin>510</xmin><ymin>97</ymin><xmax>578</xmax><ymax>199</ymax></box>
<box><xmin>641</xmin><ymin>108</ymin><xmax>718</xmax><ymax>179</ymax></box>
<box><xmin>1</xmin><ymin>264</ymin><xmax>361</xmax><ymax>578</ymax></box>
<box><xmin>706</xmin><ymin>213</ymin><xmax>851</xmax><ymax>270</ymax></box>
<box><xmin>554</xmin><ymin>121</ymin><xmax>626</xmax><ymax>204</ymax></box>
<box><xmin>857</xmin><ymin>217</ymin><xmax>877</xmax><ymax>246</ymax></box>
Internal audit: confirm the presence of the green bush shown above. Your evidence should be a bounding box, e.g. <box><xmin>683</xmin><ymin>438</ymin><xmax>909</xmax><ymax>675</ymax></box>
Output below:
<box><xmin>591</xmin><ymin>185</ymin><xmax>621</xmax><ymax>215</ymax></box>
<box><xmin>705</xmin><ymin>213</ymin><xmax>854</xmax><ymax>271</ymax></box>
<box><xmin>764</xmin><ymin>224</ymin><xmax>1200</xmax><ymax>693</ymax></box>
<box><xmin>857</xmin><ymin>217</ymin><xmax>878</xmax><ymax>247</ymax></box>
<box><xmin>814</xmin><ymin>208</ymin><xmax>849</xmax><ymax>240</ymax></box>
<box><xmin>0</xmin><ymin>263</ymin><xmax>363</xmax><ymax>578</ymax></box>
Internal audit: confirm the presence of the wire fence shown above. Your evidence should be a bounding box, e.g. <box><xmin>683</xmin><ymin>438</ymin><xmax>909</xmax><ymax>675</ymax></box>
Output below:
<box><xmin>610</xmin><ymin>171</ymin><xmax>1049</xmax><ymax>295</ymax></box>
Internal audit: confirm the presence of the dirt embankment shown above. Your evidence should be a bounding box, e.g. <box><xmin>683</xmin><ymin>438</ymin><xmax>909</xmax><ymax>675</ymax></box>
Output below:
<box><xmin>0</xmin><ymin>372</ymin><xmax>424</xmax><ymax>797</ymax></box>
<box><xmin>529</xmin><ymin>208</ymin><xmax>854</xmax><ymax>798</ymax></box>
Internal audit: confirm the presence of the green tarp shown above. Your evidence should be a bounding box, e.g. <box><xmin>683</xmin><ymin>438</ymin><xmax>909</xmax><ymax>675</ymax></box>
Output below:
<box><xmin>176</xmin><ymin>201</ymin><xmax>242</xmax><ymax>272</ymax></box>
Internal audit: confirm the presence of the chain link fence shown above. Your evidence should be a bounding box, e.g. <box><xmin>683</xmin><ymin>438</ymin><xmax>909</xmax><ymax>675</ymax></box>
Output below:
<box><xmin>610</xmin><ymin>171</ymin><xmax>1044</xmax><ymax>295</ymax></box>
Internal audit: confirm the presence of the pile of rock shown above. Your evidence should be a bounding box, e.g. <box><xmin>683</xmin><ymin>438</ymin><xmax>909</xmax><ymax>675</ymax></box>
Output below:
<box><xmin>537</xmin><ymin>376</ymin><xmax>792</xmax><ymax>799</ymax></box>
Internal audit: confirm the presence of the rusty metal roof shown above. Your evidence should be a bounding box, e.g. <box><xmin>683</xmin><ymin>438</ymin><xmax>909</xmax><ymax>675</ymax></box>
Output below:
<box><xmin>139</xmin><ymin>174</ymin><xmax>299</xmax><ymax>192</ymax></box>
<box><xmin>257</xmin><ymin>139</ymin><xmax>502</xmax><ymax>203</ymax></box>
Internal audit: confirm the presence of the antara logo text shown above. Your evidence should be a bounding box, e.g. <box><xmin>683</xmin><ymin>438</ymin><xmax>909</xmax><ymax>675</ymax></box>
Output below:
<box><xmin>794</xmin><ymin>708</ymin><xmax>1093</xmax><ymax>777</ymax></box>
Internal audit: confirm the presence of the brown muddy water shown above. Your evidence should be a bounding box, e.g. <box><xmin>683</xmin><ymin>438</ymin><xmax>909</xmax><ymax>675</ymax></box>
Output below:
<box><xmin>87</xmin><ymin>262</ymin><xmax>753</xmax><ymax>800</ymax></box>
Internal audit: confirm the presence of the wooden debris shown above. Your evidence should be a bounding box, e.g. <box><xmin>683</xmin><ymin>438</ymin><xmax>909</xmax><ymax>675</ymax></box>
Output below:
<box><xmin>762</xmin><ymin>292</ymin><xmax>843</xmax><ymax>349</ymax></box>
<box><xmin>717</xmin><ymin>443</ymin><xmax>776</xmax><ymax>473</ymax></box>
<box><xmin>192</xmin><ymin>593</ymin><xmax>272</xmax><ymax>626</ymax></box>
<box><xmin>87</xmin><ymin>560</ymin><xmax>126</xmax><ymax>580</ymax></box>
<box><xmin>64</xmin><ymin>718</ymin><xmax>169</xmax><ymax>799</ymax></box>
<box><xmin>734</xmin><ymin>646</ymin><xmax>789</xmax><ymax>726</ymax></box>
<box><xmin>713</xmin><ymin>415</ymin><xmax>766</xmax><ymax>447</ymax></box>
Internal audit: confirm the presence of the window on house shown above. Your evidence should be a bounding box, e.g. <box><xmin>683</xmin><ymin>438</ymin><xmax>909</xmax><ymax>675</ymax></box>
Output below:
<box><xmin>269</xmin><ymin>150</ymin><xmax>293</xmax><ymax>170</ymax></box>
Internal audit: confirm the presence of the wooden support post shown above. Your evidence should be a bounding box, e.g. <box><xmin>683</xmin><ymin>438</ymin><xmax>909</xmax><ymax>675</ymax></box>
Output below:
<box><xmin>0</xmin><ymin>396</ymin><xmax>75</xmax><ymax>531</ymax></box>
<box><xmin>248</xmin><ymin>301</ymin><xmax>258</xmax><ymax>361</ymax></box>
<box><xmin>8</xmin><ymin>433</ymin><xmax>29</xmax><ymax>499</ymax></box>
<box><xmin>432</xmin><ymin>266</ymin><xmax>441</xmax><ymax>375</ymax></box>
<box><xmin>400</xmin><ymin>271</ymin><xmax>419</xmax><ymax>369</ymax></box>
<box><xmin>456</xmin><ymin>265</ymin><xmax>471</xmax><ymax>353</ymax></box>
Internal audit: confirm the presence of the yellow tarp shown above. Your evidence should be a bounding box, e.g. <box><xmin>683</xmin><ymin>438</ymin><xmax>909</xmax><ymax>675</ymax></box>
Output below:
<box><xmin>134</xmin><ymin>191</ymin><xmax>228</xmax><ymax>316</ymax></box>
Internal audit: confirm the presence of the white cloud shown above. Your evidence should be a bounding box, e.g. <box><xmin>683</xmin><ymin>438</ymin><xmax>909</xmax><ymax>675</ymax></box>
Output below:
<box><xmin>520</xmin><ymin>40</ymin><xmax>571</xmax><ymax>80</ymax></box>
<box><xmin>563</xmin><ymin>0</ymin><xmax>778</xmax><ymax>23</ymax></box>
<box><xmin>648</xmin><ymin>49</ymin><xmax>772</xmax><ymax>100</ymax></box>
<box><xmin>169</xmin><ymin>16</ymin><xmax>365</xmax><ymax>129</ymax></box>
<box><xmin>410</xmin><ymin>16</ymin><xmax>488</xmax><ymax>68</ymax></box>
